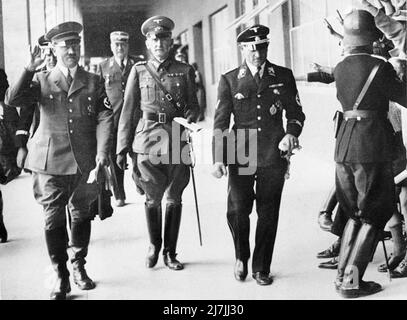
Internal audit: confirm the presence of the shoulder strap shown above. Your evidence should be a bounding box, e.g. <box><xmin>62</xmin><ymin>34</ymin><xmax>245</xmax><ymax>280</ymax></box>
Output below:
<box><xmin>353</xmin><ymin>63</ymin><xmax>380</xmax><ymax>110</ymax></box>
<box><xmin>144</xmin><ymin>62</ymin><xmax>183</xmax><ymax>113</ymax></box>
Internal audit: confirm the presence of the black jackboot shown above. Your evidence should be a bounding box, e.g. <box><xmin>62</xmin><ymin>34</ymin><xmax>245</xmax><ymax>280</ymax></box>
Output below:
<box><xmin>163</xmin><ymin>204</ymin><xmax>183</xmax><ymax>270</ymax></box>
<box><xmin>70</xmin><ymin>219</ymin><xmax>95</xmax><ymax>290</ymax></box>
<box><xmin>145</xmin><ymin>204</ymin><xmax>162</xmax><ymax>268</ymax></box>
<box><xmin>335</xmin><ymin>219</ymin><xmax>361</xmax><ymax>291</ymax></box>
<box><xmin>45</xmin><ymin>227</ymin><xmax>70</xmax><ymax>300</ymax></box>
<box><xmin>339</xmin><ymin>223</ymin><xmax>382</xmax><ymax>298</ymax></box>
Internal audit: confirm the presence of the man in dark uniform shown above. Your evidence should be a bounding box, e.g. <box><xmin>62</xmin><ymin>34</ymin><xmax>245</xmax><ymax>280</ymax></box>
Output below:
<box><xmin>6</xmin><ymin>21</ymin><xmax>113</xmax><ymax>300</ymax></box>
<box><xmin>333</xmin><ymin>10</ymin><xmax>406</xmax><ymax>298</ymax></box>
<box><xmin>98</xmin><ymin>31</ymin><xmax>138</xmax><ymax>207</ymax></box>
<box><xmin>212</xmin><ymin>25</ymin><xmax>305</xmax><ymax>285</ymax></box>
<box><xmin>116</xmin><ymin>16</ymin><xmax>199</xmax><ymax>271</ymax></box>
<box><xmin>15</xmin><ymin>35</ymin><xmax>56</xmax><ymax>169</ymax></box>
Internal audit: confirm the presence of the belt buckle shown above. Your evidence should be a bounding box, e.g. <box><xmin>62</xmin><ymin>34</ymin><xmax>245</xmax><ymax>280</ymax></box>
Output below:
<box><xmin>158</xmin><ymin>113</ymin><xmax>166</xmax><ymax>123</ymax></box>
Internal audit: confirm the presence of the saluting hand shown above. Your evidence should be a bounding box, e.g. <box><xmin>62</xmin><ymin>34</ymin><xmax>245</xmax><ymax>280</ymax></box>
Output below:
<box><xmin>26</xmin><ymin>45</ymin><xmax>45</xmax><ymax>72</ymax></box>
<box><xmin>212</xmin><ymin>162</ymin><xmax>228</xmax><ymax>179</ymax></box>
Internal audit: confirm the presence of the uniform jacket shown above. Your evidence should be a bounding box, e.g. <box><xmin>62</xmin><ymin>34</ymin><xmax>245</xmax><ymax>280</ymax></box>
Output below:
<box><xmin>117</xmin><ymin>58</ymin><xmax>199</xmax><ymax>157</ymax></box>
<box><xmin>0</xmin><ymin>69</ymin><xmax>8</xmax><ymax>101</ymax></box>
<box><xmin>334</xmin><ymin>53</ymin><xmax>407</xmax><ymax>163</ymax></box>
<box><xmin>212</xmin><ymin>60</ymin><xmax>305</xmax><ymax>167</ymax></box>
<box><xmin>5</xmin><ymin>67</ymin><xmax>113</xmax><ymax>175</ymax></box>
<box><xmin>98</xmin><ymin>56</ymin><xmax>137</xmax><ymax>128</ymax></box>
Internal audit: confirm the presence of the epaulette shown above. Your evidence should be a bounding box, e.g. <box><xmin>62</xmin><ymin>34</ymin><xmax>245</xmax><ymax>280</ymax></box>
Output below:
<box><xmin>135</xmin><ymin>61</ymin><xmax>147</xmax><ymax>66</ymax></box>
<box><xmin>224</xmin><ymin>67</ymin><xmax>238</xmax><ymax>76</ymax></box>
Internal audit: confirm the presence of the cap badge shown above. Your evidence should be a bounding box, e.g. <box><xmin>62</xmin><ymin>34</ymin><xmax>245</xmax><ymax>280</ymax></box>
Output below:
<box><xmin>255</xmin><ymin>36</ymin><xmax>260</xmax><ymax>41</ymax></box>
<box><xmin>153</xmin><ymin>19</ymin><xmax>163</xmax><ymax>24</ymax></box>
<box><xmin>251</xmin><ymin>26</ymin><xmax>259</xmax><ymax>33</ymax></box>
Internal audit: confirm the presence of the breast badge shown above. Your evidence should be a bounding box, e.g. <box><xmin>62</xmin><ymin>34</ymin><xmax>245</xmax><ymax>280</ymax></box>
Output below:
<box><xmin>237</xmin><ymin>67</ymin><xmax>247</xmax><ymax>80</ymax></box>
<box><xmin>104</xmin><ymin>74</ymin><xmax>111</xmax><ymax>85</ymax></box>
<box><xmin>234</xmin><ymin>93</ymin><xmax>245</xmax><ymax>100</ymax></box>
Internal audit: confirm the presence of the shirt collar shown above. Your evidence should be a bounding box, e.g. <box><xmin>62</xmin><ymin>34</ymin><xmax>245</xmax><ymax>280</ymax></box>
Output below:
<box><xmin>246</xmin><ymin>61</ymin><xmax>266</xmax><ymax>78</ymax></box>
<box><xmin>114</xmin><ymin>56</ymin><xmax>128</xmax><ymax>68</ymax></box>
<box><xmin>57</xmin><ymin>63</ymin><xmax>78</xmax><ymax>79</ymax></box>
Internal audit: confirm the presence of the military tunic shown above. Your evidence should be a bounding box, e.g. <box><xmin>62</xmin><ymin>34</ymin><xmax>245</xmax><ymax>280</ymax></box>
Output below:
<box><xmin>99</xmin><ymin>56</ymin><xmax>137</xmax><ymax>200</ymax></box>
<box><xmin>117</xmin><ymin>58</ymin><xmax>199</xmax><ymax>206</ymax></box>
<box><xmin>212</xmin><ymin>60</ymin><xmax>305</xmax><ymax>273</ymax></box>
<box><xmin>6</xmin><ymin>67</ymin><xmax>113</xmax><ymax>229</ymax></box>
<box><xmin>334</xmin><ymin>53</ymin><xmax>407</xmax><ymax>228</ymax></box>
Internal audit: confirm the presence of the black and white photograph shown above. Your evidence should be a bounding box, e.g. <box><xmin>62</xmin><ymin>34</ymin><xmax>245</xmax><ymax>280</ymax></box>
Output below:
<box><xmin>0</xmin><ymin>0</ymin><xmax>406</xmax><ymax>305</ymax></box>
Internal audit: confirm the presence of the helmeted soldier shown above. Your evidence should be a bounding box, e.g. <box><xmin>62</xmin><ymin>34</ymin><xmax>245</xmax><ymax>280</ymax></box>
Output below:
<box><xmin>212</xmin><ymin>25</ymin><xmax>305</xmax><ymax>285</ymax></box>
<box><xmin>116</xmin><ymin>16</ymin><xmax>199</xmax><ymax>271</ymax></box>
<box><xmin>5</xmin><ymin>21</ymin><xmax>113</xmax><ymax>300</ymax></box>
<box><xmin>333</xmin><ymin>9</ymin><xmax>406</xmax><ymax>298</ymax></box>
<box><xmin>98</xmin><ymin>31</ymin><xmax>138</xmax><ymax>207</ymax></box>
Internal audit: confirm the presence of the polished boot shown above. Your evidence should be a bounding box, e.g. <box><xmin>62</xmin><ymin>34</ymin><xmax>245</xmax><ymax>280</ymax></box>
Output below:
<box><xmin>339</xmin><ymin>223</ymin><xmax>382</xmax><ymax>298</ymax></box>
<box><xmin>163</xmin><ymin>204</ymin><xmax>183</xmax><ymax>270</ymax></box>
<box><xmin>145</xmin><ymin>204</ymin><xmax>162</xmax><ymax>268</ymax></box>
<box><xmin>378</xmin><ymin>224</ymin><xmax>406</xmax><ymax>272</ymax></box>
<box><xmin>317</xmin><ymin>237</ymin><xmax>341</xmax><ymax>259</ymax></box>
<box><xmin>318</xmin><ymin>256</ymin><xmax>339</xmax><ymax>269</ymax></box>
<box><xmin>45</xmin><ymin>227</ymin><xmax>70</xmax><ymax>300</ymax></box>
<box><xmin>335</xmin><ymin>219</ymin><xmax>361</xmax><ymax>291</ymax></box>
<box><xmin>252</xmin><ymin>272</ymin><xmax>273</xmax><ymax>285</ymax></box>
<box><xmin>391</xmin><ymin>259</ymin><xmax>407</xmax><ymax>278</ymax></box>
<box><xmin>0</xmin><ymin>221</ymin><xmax>7</xmax><ymax>243</ymax></box>
<box><xmin>234</xmin><ymin>259</ymin><xmax>248</xmax><ymax>281</ymax></box>
<box><xmin>70</xmin><ymin>219</ymin><xmax>95</xmax><ymax>290</ymax></box>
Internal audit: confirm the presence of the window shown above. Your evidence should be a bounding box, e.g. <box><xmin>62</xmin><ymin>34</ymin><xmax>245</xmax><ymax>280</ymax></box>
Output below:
<box><xmin>210</xmin><ymin>6</ymin><xmax>233</xmax><ymax>83</ymax></box>
<box><xmin>290</xmin><ymin>0</ymin><xmax>358</xmax><ymax>76</ymax></box>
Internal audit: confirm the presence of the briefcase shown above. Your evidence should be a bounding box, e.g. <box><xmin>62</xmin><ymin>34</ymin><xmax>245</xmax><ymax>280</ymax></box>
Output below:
<box><xmin>89</xmin><ymin>165</ymin><xmax>114</xmax><ymax>221</ymax></box>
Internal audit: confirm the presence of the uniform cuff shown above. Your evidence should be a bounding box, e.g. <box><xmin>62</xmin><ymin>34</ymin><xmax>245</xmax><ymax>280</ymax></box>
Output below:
<box><xmin>287</xmin><ymin>122</ymin><xmax>303</xmax><ymax>137</ymax></box>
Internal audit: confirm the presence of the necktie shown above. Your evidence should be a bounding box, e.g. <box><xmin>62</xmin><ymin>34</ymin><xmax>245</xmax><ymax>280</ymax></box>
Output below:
<box><xmin>120</xmin><ymin>60</ymin><xmax>125</xmax><ymax>71</ymax></box>
<box><xmin>254</xmin><ymin>66</ymin><xmax>261</xmax><ymax>87</ymax></box>
<box><xmin>67</xmin><ymin>69</ymin><xmax>73</xmax><ymax>87</ymax></box>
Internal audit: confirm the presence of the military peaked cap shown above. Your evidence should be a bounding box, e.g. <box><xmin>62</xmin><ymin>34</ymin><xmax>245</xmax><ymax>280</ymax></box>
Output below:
<box><xmin>141</xmin><ymin>15</ymin><xmax>174</xmax><ymax>39</ymax></box>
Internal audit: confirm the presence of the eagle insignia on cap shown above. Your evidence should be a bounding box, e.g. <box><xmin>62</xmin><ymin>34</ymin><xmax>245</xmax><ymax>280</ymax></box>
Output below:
<box><xmin>234</xmin><ymin>93</ymin><xmax>245</xmax><ymax>100</ymax></box>
<box><xmin>238</xmin><ymin>67</ymin><xmax>247</xmax><ymax>79</ymax></box>
<box><xmin>251</xmin><ymin>26</ymin><xmax>259</xmax><ymax>33</ymax></box>
<box><xmin>153</xmin><ymin>19</ymin><xmax>163</xmax><ymax>24</ymax></box>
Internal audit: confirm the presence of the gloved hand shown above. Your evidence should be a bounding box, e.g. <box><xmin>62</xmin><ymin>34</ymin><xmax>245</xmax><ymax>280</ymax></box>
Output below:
<box><xmin>116</xmin><ymin>152</ymin><xmax>128</xmax><ymax>170</ymax></box>
<box><xmin>212</xmin><ymin>162</ymin><xmax>228</xmax><ymax>178</ymax></box>
<box><xmin>96</xmin><ymin>153</ymin><xmax>109</xmax><ymax>166</ymax></box>
<box><xmin>185</xmin><ymin>109</ymin><xmax>198</xmax><ymax>124</ymax></box>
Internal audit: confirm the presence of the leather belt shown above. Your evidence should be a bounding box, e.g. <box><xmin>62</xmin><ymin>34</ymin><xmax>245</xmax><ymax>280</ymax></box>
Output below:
<box><xmin>143</xmin><ymin>112</ymin><xmax>171</xmax><ymax>124</ymax></box>
<box><xmin>344</xmin><ymin>110</ymin><xmax>386</xmax><ymax>121</ymax></box>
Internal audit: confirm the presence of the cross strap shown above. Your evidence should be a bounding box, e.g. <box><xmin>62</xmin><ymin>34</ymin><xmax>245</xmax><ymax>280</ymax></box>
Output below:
<box><xmin>353</xmin><ymin>63</ymin><xmax>380</xmax><ymax>110</ymax></box>
<box><xmin>144</xmin><ymin>62</ymin><xmax>185</xmax><ymax>114</ymax></box>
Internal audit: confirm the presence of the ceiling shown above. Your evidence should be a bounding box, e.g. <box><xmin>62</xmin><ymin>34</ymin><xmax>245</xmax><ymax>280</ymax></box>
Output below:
<box><xmin>79</xmin><ymin>0</ymin><xmax>153</xmax><ymax>14</ymax></box>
